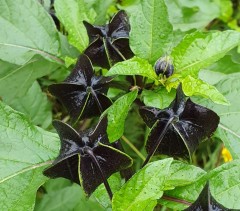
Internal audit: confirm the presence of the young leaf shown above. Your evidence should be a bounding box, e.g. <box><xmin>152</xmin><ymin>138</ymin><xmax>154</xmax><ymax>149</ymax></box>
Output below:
<box><xmin>54</xmin><ymin>0</ymin><xmax>96</xmax><ymax>52</ymax></box>
<box><xmin>106</xmin><ymin>57</ymin><xmax>158</xmax><ymax>82</ymax></box>
<box><xmin>196</xmin><ymin>73</ymin><xmax>240</xmax><ymax>159</ymax></box>
<box><xmin>141</xmin><ymin>87</ymin><xmax>175</xmax><ymax>109</ymax></box>
<box><xmin>112</xmin><ymin>158</ymin><xmax>173</xmax><ymax>211</ymax></box>
<box><xmin>181</xmin><ymin>75</ymin><xmax>229</xmax><ymax>105</ymax></box>
<box><xmin>128</xmin><ymin>0</ymin><xmax>173</xmax><ymax>64</ymax></box>
<box><xmin>3</xmin><ymin>81</ymin><xmax>52</xmax><ymax>129</ymax></box>
<box><xmin>171</xmin><ymin>31</ymin><xmax>240</xmax><ymax>75</ymax></box>
<box><xmin>0</xmin><ymin>0</ymin><xmax>62</xmax><ymax>65</ymax></box>
<box><xmin>0</xmin><ymin>101</ymin><xmax>59</xmax><ymax>210</ymax></box>
<box><xmin>103</xmin><ymin>90</ymin><xmax>138</xmax><ymax>142</ymax></box>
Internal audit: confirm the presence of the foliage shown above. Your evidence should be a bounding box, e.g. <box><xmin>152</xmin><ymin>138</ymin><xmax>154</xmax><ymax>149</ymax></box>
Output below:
<box><xmin>1</xmin><ymin>0</ymin><xmax>240</xmax><ymax>210</ymax></box>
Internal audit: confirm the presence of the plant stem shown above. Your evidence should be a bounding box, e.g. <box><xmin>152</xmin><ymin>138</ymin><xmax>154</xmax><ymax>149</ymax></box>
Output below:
<box><xmin>121</xmin><ymin>135</ymin><xmax>146</xmax><ymax>161</ymax></box>
<box><xmin>85</xmin><ymin>149</ymin><xmax>113</xmax><ymax>200</ymax></box>
<box><xmin>142</xmin><ymin>116</ymin><xmax>176</xmax><ymax>167</ymax></box>
<box><xmin>162</xmin><ymin>194</ymin><xmax>192</xmax><ymax>206</ymax></box>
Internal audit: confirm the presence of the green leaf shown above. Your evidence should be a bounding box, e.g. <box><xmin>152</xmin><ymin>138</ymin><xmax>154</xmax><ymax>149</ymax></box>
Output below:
<box><xmin>206</xmin><ymin>54</ymin><xmax>240</xmax><ymax>74</ymax></box>
<box><xmin>91</xmin><ymin>0</ymin><xmax>116</xmax><ymax>25</ymax></box>
<box><xmin>165</xmin><ymin>0</ymin><xmax>220</xmax><ymax>31</ymax></box>
<box><xmin>213</xmin><ymin>0</ymin><xmax>233</xmax><ymax>22</ymax></box>
<box><xmin>0</xmin><ymin>56</ymin><xmax>60</xmax><ymax>102</ymax></box>
<box><xmin>112</xmin><ymin>158</ymin><xmax>173</xmax><ymax>211</ymax></box>
<box><xmin>208</xmin><ymin>159</ymin><xmax>240</xmax><ymax>209</ymax></box>
<box><xmin>171</xmin><ymin>31</ymin><xmax>240</xmax><ymax>75</ymax></box>
<box><xmin>35</xmin><ymin>178</ymin><xmax>104</xmax><ymax>211</ymax></box>
<box><xmin>195</xmin><ymin>73</ymin><xmax>240</xmax><ymax>159</ymax></box>
<box><xmin>159</xmin><ymin>161</ymin><xmax>207</xmax><ymax>210</ymax></box>
<box><xmin>181</xmin><ymin>75</ymin><xmax>229</xmax><ymax>105</ymax></box>
<box><xmin>106</xmin><ymin>57</ymin><xmax>158</xmax><ymax>82</ymax></box>
<box><xmin>55</xmin><ymin>0</ymin><xmax>96</xmax><ymax>52</ymax></box>
<box><xmin>0</xmin><ymin>0</ymin><xmax>62</xmax><ymax>65</ymax></box>
<box><xmin>141</xmin><ymin>87</ymin><xmax>175</xmax><ymax>109</ymax></box>
<box><xmin>128</xmin><ymin>0</ymin><xmax>173</xmax><ymax>64</ymax></box>
<box><xmin>3</xmin><ymin>81</ymin><xmax>52</xmax><ymax>129</ymax></box>
<box><xmin>94</xmin><ymin>173</ymin><xmax>121</xmax><ymax>210</ymax></box>
<box><xmin>164</xmin><ymin>160</ymin><xmax>207</xmax><ymax>190</ymax></box>
<box><xmin>0</xmin><ymin>101</ymin><xmax>59</xmax><ymax>210</ymax></box>
<box><xmin>104</xmin><ymin>90</ymin><xmax>138</xmax><ymax>142</ymax></box>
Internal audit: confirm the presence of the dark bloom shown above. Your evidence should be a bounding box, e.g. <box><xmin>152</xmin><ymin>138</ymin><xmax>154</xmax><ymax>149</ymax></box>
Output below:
<box><xmin>139</xmin><ymin>85</ymin><xmax>220</xmax><ymax>159</ymax></box>
<box><xmin>184</xmin><ymin>182</ymin><xmax>231</xmax><ymax>210</ymax></box>
<box><xmin>43</xmin><ymin>117</ymin><xmax>133</xmax><ymax>196</ymax></box>
<box><xmin>83</xmin><ymin>10</ymin><xmax>134</xmax><ymax>69</ymax></box>
<box><xmin>49</xmin><ymin>54</ymin><xmax>113</xmax><ymax>122</ymax></box>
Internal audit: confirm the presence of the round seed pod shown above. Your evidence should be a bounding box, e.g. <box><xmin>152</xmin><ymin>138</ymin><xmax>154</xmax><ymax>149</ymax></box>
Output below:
<box><xmin>154</xmin><ymin>56</ymin><xmax>174</xmax><ymax>78</ymax></box>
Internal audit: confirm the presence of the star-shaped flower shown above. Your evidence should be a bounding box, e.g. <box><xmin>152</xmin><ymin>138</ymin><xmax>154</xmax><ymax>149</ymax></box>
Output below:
<box><xmin>49</xmin><ymin>54</ymin><xmax>113</xmax><ymax>122</ymax></box>
<box><xmin>43</xmin><ymin>117</ymin><xmax>133</xmax><ymax>197</ymax></box>
<box><xmin>184</xmin><ymin>182</ymin><xmax>231</xmax><ymax>210</ymax></box>
<box><xmin>139</xmin><ymin>85</ymin><xmax>220</xmax><ymax>160</ymax></box>
<box><xmin>83</xmin><ymin>10</ymin><xmax>134</xmax><ymax>69</ymax></box>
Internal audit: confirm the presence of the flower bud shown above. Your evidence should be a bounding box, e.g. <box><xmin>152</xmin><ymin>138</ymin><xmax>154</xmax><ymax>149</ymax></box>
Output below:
<box><xmin>154</xmin><ymin>56</ymin><xmax>174</xmax><ymax>78</ymax></box>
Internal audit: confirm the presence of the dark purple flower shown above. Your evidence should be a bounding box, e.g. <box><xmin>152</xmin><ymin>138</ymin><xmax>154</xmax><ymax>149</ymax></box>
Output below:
<box><xmin>139</xmin><ymin>85</ymin><xmax>220</xmax><ymax>160</ymax></box>
<box><xmin>43</xmin><ymin>117</ymin><xmax>133</xmax><ymax>197</ymax></box>
<box><xmin>49</xmin><ymin>54</ymin><xmax>113</xmax><ymax>122</ymax></box>
<box><xmin>83</xmin><ymin>10</ymin><xmax>134</xmax><ymax>69</ymax></box>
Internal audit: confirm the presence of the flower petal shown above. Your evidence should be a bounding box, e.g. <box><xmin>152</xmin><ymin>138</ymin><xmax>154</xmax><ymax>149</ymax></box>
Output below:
<box><xmin>84</xmin><ymin>37</ymin><xmax>110</xmax><ymax>68</ymax></box>
<box><xmin>108</xmin><ymin>10</ymin><xmax>130</xmax><ymax>39</ymax></box>
<box><xmin>52</xmin><ymin>120</ymin><xmax>84</xmax><ymax>158</ymax></box>
<box><xmin>83</xmin><ymin>20</ymin><xmax>106</xmax><ymax>43</ymax></box>
<box><xmin>80</xmin><ymin>142</ymin><xmax>132</xmax><ymax>196</ymax></box>
<box><xmin>43</xmin><ymin>154</ymin><xmax>81</xmax><ymax>185</ymax></box>
<box><xmin>49</xmin><ymin>83</ymin><xmax>88</xmax><ymax>121</ymax></box>
<box><xmin>112</xmin><ymin>38</ymin><xmax>134</xmax><ymax>60</ymax></box>
<box><xmin>65</xmin><ymin>54</ymin><xmax>94</xmax><ymax>86</ymax></box>
<box><xmin>146</xmin><ymin>120</ymin><xmax>190</xmax><ymax>158</ymax></box>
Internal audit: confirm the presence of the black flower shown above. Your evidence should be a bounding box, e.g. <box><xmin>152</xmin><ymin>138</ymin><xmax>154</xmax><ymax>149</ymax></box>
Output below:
<box><xmin>139</xmin><ymin>85</ymin><xmax>220</xmax><ymax>160</ymax></box>
<box><xmin>184</xmin><ymin>182</ymin><xmax>231</xmax><ymax>210</ymax></box>
<box><xmin>43</xmin><ymin>117</ymin><xmax>133</xmax><ymax>197</ymax></box>
<box><xmin>49</xmin><ymin>54</ymin><xmax>113</xmax><ymax>122</ymax></box>
<box><xmin>83</xmin><ymin>10</ymin><xmax>134</xmax><ymax>69</ymax></box>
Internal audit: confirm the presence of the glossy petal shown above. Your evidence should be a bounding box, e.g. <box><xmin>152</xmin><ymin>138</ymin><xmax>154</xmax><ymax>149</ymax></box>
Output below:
<box><xmin>112</xmin><ymin>38</ymin><xmax>134</xmax><ymax>59</ymax></box>
<box><xmin>108</xmin><ymin>10</ymin><xmax>130</xmax><ymax>39</ymax></box>
<box><xmin>83</xmin><ymin>10</ymin><xmax>133</xmax><ymax>69</ymax></box>
<box><xmin>44</xmin><ymin>154</ymin><xmax>81</xmax><ymax>185</ymax></box>
<box><xmin>84</xmin><ymin>37</ymin><xmax>110</xmax><ymax>68</ymax></box>
<box><xmin>83</xmin><ymin>21</ymin><xmax>106</xmax><ymax>43</ymax></box>
<box><xmin>49</xmin><ymin>54</ymin><xmax>113</xmax><ymax>121</ymax></box>
<box><xmin>80</xmin><ymin>142</ymin><xmax>133</xmax><ymax>196</ymax></box>
<box><xmin>139</xmin><ymin>85</ymin><xmax>220</xmax><ymax>158</ymax></box>
<box><xmin>184</xmin><ymin>182</ymin><xmax>231</xmax><ymax>210</ymax></box>
<box><xmin>43</xmin><ymin>117</ymin><xmax>132</xmax><ymax>196</ymax></box>
<box><xmin>49</xmin><ymin>83</ymin><xmax>88</xmax><ymax>121</ymax></box>
<box><xmin>65</xmin><ymin>54</ymin><xmax>94</xmax><ymax>85</ymax></box>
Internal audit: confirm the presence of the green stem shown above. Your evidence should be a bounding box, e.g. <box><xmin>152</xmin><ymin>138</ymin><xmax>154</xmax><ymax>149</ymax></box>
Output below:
<box><xmin>121</xmin><ymin>135</ymin><xmax>145</xmax><ymax>161</ymax></box>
